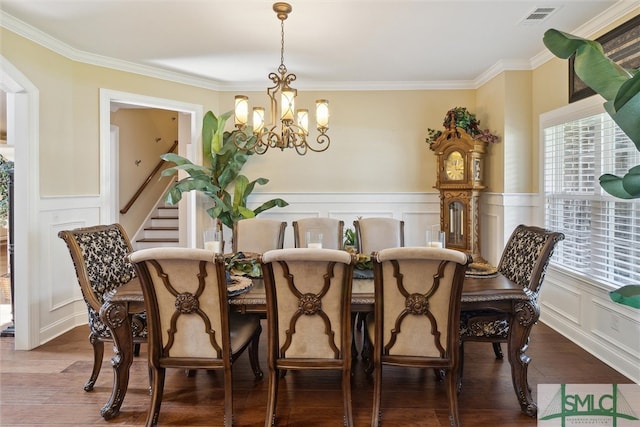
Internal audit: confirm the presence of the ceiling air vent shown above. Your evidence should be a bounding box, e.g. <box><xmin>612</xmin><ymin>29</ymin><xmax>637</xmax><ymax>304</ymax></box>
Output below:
<box><xmin>521</xmin><ymin>7</ymin><xmax>557</xmax><ymax>25</ymax></box>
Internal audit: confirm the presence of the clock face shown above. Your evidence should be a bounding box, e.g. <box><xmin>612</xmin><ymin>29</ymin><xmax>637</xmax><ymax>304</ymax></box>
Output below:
<box><xmin>445</xmin><ymin>151</ymin><xmax>464</xmax><ymax>180</ymax></box>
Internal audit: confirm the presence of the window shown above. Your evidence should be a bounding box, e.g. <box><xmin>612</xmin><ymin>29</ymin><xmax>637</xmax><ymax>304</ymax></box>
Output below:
<box><xmin>542</xmin><ymin>99</ymin><xmax>640</xmax><ymax>289</ymax></box>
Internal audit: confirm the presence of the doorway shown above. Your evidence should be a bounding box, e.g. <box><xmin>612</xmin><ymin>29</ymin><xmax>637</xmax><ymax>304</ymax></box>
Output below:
<box><xmin>99</xmin><ymin>89</ymin><xmax>203</xmax><ymax>247</ymax></box>
<box><xmin>0</xmin><ymin>56</ymin><xmax>38</xmax><ymax>349</ymax></box>
<box><xmin>0</xmin><ymin>89</ymin><xmax>13</xmax><ymax>333</ymax></box>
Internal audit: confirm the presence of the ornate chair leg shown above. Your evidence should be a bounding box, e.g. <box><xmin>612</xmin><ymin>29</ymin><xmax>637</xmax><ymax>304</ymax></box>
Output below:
<box><xmin>85</xmin><ymin>333</ymin><xmax>103</xmax><ymax>391</ymax></box>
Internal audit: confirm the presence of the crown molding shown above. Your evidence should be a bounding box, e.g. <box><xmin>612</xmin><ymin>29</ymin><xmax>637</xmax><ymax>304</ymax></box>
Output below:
<box><xmin>473</xmin><ymin>59</ymin><xmax>534</xmax><ymax>88</ymax></box>
<box><xmin>2</xmin><ymin>3</ymin><xmax>638</xmax><ymax>93</ymax></box>
<box><xmin>0</xmin><ymin>10</ymin><xmax>224</xmax><ymax>91</ymax></box>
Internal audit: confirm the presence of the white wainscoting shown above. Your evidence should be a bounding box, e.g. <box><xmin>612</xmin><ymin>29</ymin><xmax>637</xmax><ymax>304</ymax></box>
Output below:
<box><xmin>38</xmin><ymin>196</ymin><xmax>103</xmax><ymax>344</ymax></box>
<box><xmin>540</xmin><ymin>267</ymin><xmax>640</xmax><ymax>383</ymax></box>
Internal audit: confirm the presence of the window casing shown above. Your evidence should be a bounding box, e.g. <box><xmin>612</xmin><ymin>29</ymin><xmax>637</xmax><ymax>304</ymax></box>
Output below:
<box><xmin>542</xmin><ymin>99</ymin><xmax>640</xmax><ymax>289</ymax></box>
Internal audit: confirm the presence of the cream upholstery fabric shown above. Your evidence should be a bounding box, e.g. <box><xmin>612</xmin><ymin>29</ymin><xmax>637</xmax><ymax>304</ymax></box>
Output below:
<box><xmin>260</xmin><ymin>248</ymin><xmax>356</xmax><ymax>426</ymax></box>
<box><xmin>292</xmin><ymin>217</ymin><xmax>344</xmax><ymax>249</ymax></box>
<box><xmin>354</xmin><ymin>217</ymin><xmax>404</xmax><ymax>254</ymax></box>
<box><xmin>367</xmin><ymin>247</ymin><xmax>468</xmax><ymax>356</ymax></box>
<box><xmin>368</xmin><ymin>246</ymin><xmax>470</xmax><ymax>427</ymax></box>
<box><xmin>232</xmin><ymin>218</ymin><xmax>286</xmax><ymax>254</ymax></box>
<box><xmin>127</xmin><ymin>247</ymin><xmax>262</xmax><ymax>427</ymax></box>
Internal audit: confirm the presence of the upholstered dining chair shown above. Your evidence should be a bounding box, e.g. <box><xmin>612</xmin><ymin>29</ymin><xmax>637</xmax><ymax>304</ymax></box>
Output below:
<box><xmin>232</xmin><ymin>218</ymin><xmax>287</xmax><ymax>254</ymax></box>
<box><xmin>260</xmin><ymin>248</ymin><xmax>356</xmax><ymax>427</ymax></box>
<box><xmin>127</xmin><ymin>247</ymin><xmax>263</xmax><ymax>427</ymax></box>
<box><xmin>58</xmin><ymin>223</ymin><xmax>147</xmax><ymax>392</ymax></box>
<box><xmin>458</xmin><ymin>224</ymin><xmax>564</xmax><ymax>369</ymax></box>
<box><xmin>353</xmin><ymin>217</ymin><xmax>405</xmax><ymax>342</ymax></box>
<box><xmin>367</xmin><ymin>247</ymin><xmax>471</xmax><ymax>427</ymax></box>
<box><xmin>292</xmin><ymin>217</ymin><xmax>344</xmax><ymax>249</ymax></box>
<box><xmin>354</xmin><ymin>217</ymin><xmax>404</xmax><ymax>254</ymax></box>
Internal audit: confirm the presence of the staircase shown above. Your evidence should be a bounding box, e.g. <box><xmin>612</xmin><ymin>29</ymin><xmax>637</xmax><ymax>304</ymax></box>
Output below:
<box><xmin>134</xmin><ymin>204</ymin><xmax>179</xmax><ymax>249</ymax></box>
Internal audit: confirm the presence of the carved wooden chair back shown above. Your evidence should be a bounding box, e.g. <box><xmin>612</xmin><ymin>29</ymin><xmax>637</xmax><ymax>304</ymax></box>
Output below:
<box><xmin>368</xmin><ymin>247</ymin><xmax>470</xmax><ymax>427</ymax></box>
<box><xmin>58</xmin><ymin>223</ymin><xmax>147</xmax><ymax>391</ymax></box>
<box><xmin>260</xmin><ymin>248</ymin><xmax>356</xmax><ymax>426</ymax></box>
<box><xmin>232</xmin><ymin>218</ymin><xmax>287</xmax><ymax>254</ymax></box>
<box><xmin>292</xmin><ymin>217</ymin><xmax>344</xmax><ymax>249</ymax></box>
<box><xmin>127</xmin><ymin>247</ymin><xmax>263</xmax><ymax>427</ymax></box>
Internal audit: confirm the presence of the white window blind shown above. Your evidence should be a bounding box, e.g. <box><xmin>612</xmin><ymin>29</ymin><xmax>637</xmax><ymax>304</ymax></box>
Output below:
<box><xmin>543</xmin><ymin>110</ymin><xmax>640</xmax><ymax>288</ymax></box>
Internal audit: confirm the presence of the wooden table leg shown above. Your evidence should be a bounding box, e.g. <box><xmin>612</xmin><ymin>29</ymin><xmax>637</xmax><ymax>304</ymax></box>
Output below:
<box><xmin>507</xmin><ymin>300</ymin><xmax>540</xmax><ymax>417</ymax></box>
<box><xmin>99</xmin><ymin>300</ymin><xmax>133</xmax><ymax>420</ymax></box>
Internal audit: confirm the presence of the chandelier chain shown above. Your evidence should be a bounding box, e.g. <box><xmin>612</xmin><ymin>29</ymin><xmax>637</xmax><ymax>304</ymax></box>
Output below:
<box><xmin>280</xmin><ymin>18</ymin><xmax>286</xmax><ymax>71</ymax></box>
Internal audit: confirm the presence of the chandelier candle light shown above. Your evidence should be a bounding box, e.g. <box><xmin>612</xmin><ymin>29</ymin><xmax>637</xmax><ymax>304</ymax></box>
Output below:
<box><xmin>233</xmin><ymin>2</ymin><xmax>330</xmax><ymax>155</ymax></box>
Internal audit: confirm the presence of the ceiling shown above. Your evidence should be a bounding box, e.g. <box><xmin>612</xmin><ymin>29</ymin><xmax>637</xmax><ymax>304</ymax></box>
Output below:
<box><xmin>0</xmin><ymin>1</ymin><xmax>636</xmax><ymax>91</ymax></box>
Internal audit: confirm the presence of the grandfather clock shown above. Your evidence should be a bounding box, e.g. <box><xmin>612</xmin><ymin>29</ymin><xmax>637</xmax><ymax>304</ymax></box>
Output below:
<box><xmin>430</xmin><ymin>119</ymin><xmax>488</xmax><ymax>264</ymax></box>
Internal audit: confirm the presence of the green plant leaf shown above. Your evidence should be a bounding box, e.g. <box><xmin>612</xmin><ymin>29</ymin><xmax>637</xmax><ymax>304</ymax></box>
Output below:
<box><xmin>253</xmin><ymin>198</ymin><xmax>289</xmax><ymax>216</ymax></box>
<box><xmin>614</xmin><ymin>68</ymin><xmax>640</xmax><ymax>112</ymax></box>
<box><xmin>599</xmin><ymin>166</ymin><xmax>640</xmax><ymax>199</ymax></box>
<box><xmin>161</xmin><ymin>152</ymin><xmax>193</xmax><ymax>165</ymax></box>
<box><xmin>162</xmin><ymin>109</ymin><xmax>288</xmax><ymax>229</ymax></box>
<box><xmin>543</xmin><ymin>29</ymin><xmax>630</xmax><ymax>100</ymax></box>
<box><xmin>622</xmin><ymin>165</ymin><xmax>640</xmax><ymax>196</ymax></box>
<box><xmin>202</xmin><ymin>111</ymin><xmax>216</xmax><ymax>164</ymax></box>
<box><xmin>238</xmin><ymin>206</ymin><xmax>256</xmax><ymax>218</ymax></box>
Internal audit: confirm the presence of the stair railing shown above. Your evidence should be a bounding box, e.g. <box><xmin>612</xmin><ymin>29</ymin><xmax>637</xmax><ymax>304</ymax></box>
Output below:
<box><xmin>120</xmin><ymin>140</ymin><xmax>178</xmax><ymax>215</ymax></box>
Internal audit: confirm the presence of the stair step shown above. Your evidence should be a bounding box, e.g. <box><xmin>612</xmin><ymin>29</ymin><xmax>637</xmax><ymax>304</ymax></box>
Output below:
<box><xmin>135</xmin><ymin>202</ymin><xmax>180</xmax><ymax>250</ymax></box>
<box><xmin>143</xmin><ymin>227</ymin><xmax>179</xmax><ymax>239</ymax></box>
<box><xmin>151</xmin><ymin>217</ymin><xmax>179</xmax><ymax>228</ymax></box>
<box><xmin>157</xmin><ymin>206</ymin><xmax>178</xmax><ymax>218</ymax></box>
<box><xmin>134</xmin><ymin>238</ymin><xmax>180</xmax><ymax>250</ymax></box>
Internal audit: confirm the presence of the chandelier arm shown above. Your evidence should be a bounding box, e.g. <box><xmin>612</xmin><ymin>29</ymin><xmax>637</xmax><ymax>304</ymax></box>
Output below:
<box><xmin>230</xmin><ymin>129</ymin><xmax>257</xmax><ymax>152</ymax></box>
<box><xmin>306</xmin><ymin>133</ymin><xmax>331</xmax><ymax>153</ymax></box>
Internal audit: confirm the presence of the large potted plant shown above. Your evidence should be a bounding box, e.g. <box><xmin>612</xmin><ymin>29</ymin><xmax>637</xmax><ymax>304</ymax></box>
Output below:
<box><xmin>543</xmin><ymin>29</ymin><xmax>640</xmax><ymax>199</ymax></box>
<box><xmin>160</xmin><ymin>110</ymin><xmax>288</xmax><ymax>230</ymax></box>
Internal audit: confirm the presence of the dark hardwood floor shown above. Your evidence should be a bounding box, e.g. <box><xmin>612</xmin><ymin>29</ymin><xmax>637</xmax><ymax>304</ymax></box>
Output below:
<box><xmin>0</xmin><ymin>321</ymin><xmax>633</xmax><ymax>426</ymax></box>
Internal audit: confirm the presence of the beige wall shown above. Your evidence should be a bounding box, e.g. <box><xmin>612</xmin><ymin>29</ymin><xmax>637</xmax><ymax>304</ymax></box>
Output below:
<box><xmin>3</xmin><ymin>9</ymin><xmax>638</xmax><ymax>201</ymax></box>
<box><xmin>3</xmin><ymin>25</ymin><xmax>479</xmax><ymax>197</ymax></box>
<box><xmin>0</xmin><ymin>28</ymin><xmax>222</xmax><ymax>196</ymax></box>
<box><xmin>476</xmin><ymin>73</ymin><xmax>505</xmax><ymax>193</ymax></box>
<box><xmin>113</xmin><ymin>108</ymin><xmax>178</xmax><ymax>234</ymax></box>
<box><xmin>218</xmin><ymin>90</ymin><xmax>476</xmax><ymax>193</ymax></box>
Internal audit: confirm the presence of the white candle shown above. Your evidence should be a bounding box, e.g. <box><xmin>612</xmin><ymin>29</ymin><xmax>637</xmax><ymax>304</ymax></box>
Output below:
<box><xmin>205</xmin><ymin>241</ymin><xmax>222</xmax><ymax>253</ymax></box>
<box><xmin>428</xmin><ymin>242</ymin><xmax>443</xmax><ymax>248</ymax></box>
<box><xmin>307</xmin><ymin>243</ymin><xmax>323</xmax><ymax>249</ymax></box>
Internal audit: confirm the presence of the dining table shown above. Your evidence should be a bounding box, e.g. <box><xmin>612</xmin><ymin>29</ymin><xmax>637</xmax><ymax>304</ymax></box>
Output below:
<box><xmin>98</xmin><ymin>262</ymin><xmax>542</xmax><ymax>420</ymax></box>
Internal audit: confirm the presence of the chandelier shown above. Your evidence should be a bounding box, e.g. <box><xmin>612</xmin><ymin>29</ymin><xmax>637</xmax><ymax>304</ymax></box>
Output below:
<box><xmin>232</xmin><ymin>2</ymin><xmax>330</xmax><ymax>155</ymax></box>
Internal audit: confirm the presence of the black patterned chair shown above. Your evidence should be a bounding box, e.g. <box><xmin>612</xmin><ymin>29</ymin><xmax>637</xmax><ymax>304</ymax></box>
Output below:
<box><xmin>58</xmin><ymin>223</ymin><xmax>147</xmax><ymax>391</ymax></box>
<box><xmin>458</xmin><ymin>224</ymin><xmax>564</xmax><ymax>376</ymax></box>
